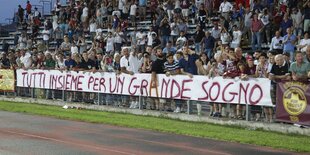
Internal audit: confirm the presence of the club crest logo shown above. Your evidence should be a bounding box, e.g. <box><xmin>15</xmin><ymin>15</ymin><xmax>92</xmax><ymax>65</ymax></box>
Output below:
<box><xmin>283</xmin><ymin>84</ymin><xmax>307</xmax><ymax>116</ymax></box>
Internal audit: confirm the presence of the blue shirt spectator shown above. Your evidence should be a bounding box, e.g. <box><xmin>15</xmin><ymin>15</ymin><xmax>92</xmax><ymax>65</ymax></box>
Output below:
<box><xmin>139</xmin><ymin>0</ymin><xmax>147</xmax><ymax>6</ymax></box>
<box><xmin>283</xmin><ymin>34</ymin><xmax>297</xmax><ymax>52</ymax></box>
<box><xmin>280</xmin><ymin>17</ymin><xmax>293</xmax><ymax>35</ymax></box>
<box><xmin>179</xmin><ymin>53</ymin><xmax>198</xmax><ymax>75</ymax></box>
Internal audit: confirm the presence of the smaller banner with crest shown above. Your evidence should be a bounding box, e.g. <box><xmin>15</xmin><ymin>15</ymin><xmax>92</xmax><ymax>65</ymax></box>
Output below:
<box><xmin>276</xmin><ymin>82</ymin><xmax>310</xmax><ymax>126</ymax></box>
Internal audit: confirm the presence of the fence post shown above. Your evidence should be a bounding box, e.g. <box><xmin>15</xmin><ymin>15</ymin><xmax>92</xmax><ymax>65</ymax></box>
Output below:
<box><xmin>138</xmin><ymin>95</ymin><xmax>142</xmax><ymax>110</ymax></box>
<box><xmin>62</xmin><ymin>90</ymin><xmax>66</xmax><ymax>101</ymax></box>
<box><xmin>31</xmin><ymin>88</ymin><xmax>35</xmax><ymax>98</ymax></box>
<box><xmin>187</xmin><ymin>100</ymin><xmax>190</xmax><ymax>115</ymax></box>
<box><xmin>246</xmin><ymin>102</ymin><xmax>249</xmax><ymax>121</ymax></box>
<box><xmin>97</xmin><ymin>92</ymin><xmax>100</xmax><ymax>105</ymax></box>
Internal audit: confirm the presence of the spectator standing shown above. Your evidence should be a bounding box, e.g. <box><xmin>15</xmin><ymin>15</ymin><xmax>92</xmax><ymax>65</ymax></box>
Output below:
<box><xmin>291</xmin><ymin>7</ymin><xmax>303</xmax><ymax>36</ymax></box>
<box><xmin>279</xmin><ymin>14</ymin><xmax>293</xmax><ymax>36</ymax></box>
<box><xmin>42</xmin><ymin>27</ymin><xmax>50</xmax><ymax>48</ymax></box>
<box><xmin>230</xmin><ymin>25</ymin><xmax>242</xmax><ymax>48</ymax></box>
<box><xmin>136</xmin><ymin>29</ymin><xmax>146</xmax><ymax>53</ymax></box>
<box><xmin>194</xmin><ymin>26</ymin><xmax>205</xmax><ymax>54</ymax></box>
<box><xmin>270</xmin><ymin>31</ymin><xmax>284</xmax><ymax>54</ymax></box>
<box><xmin>283</xmin><ymin>28</ymin><xmax>297</xmax><ymax>62</ymax></box>
<box><xmin>201</xmin><ymin>31</ymin><xmax>216</xmax><ymax>59</ymax></box>
<box><xmin>251</xmin><ymin>14</ymin><xmax>264</xmax><ymax>51</ymax></box>
<box><xmin>243</xmin><ymin>7</ymin><xmax>252</xmax><ymax>44</ymax></box>
<box><xmin>159</xmin><ymin>17</ymin><xmax>171</xmax><ymax>48</ymax></box>
<box><xmin>130</xmin><ymin>1</ymin><xmax>138</xmax><ymax>27</ymax></box>
<box><xmin>303</xmin><ymin>1</ymin><xmax>310</xmax><ymax>33</ymax></box>
<box><xmin>138</xmin><ymin>0</ymin><xmax>147</xmax><ymax>21</ymax></box>
<box><xmin>219</xmin><ymin>0</ymin><xmax>233</xmax><ymax>21</ymax></box>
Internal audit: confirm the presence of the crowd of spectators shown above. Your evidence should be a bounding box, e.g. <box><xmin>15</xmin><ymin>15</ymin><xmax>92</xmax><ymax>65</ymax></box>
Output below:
<box><xmin>1</xmin><ymin>0</ymin><xmax>310</xmax><ymax>122</ymax></box>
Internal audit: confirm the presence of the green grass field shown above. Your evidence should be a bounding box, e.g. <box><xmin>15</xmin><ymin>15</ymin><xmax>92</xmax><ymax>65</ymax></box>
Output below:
<box><xmin>0</xmin><ymin>101</ymin><xmax>309</xmax><ymax>153</ymax></box>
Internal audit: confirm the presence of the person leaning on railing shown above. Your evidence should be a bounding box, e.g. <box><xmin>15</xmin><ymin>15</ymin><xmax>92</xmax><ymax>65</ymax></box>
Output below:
<box><xmin>289</xmin><ymin>51</ymin><xmax>310</xmax><ymax>82</ymax></box>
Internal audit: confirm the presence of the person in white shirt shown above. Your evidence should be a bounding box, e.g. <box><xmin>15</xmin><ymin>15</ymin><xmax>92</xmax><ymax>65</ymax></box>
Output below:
<box><xmin>42</xmin><ymin>28</ymin><xmax>50</xmax><ymax>47</ymax></box>
<box><xmin>81</xmin><ymin>4</ymin><xmax>89</xmax><ymax>30</ymax></box>
<box><xmin>20</xmin><ymin>49</ymin><xmax>32</xmax><ymax>69</ymax></box>
<box><xmin>219</xmin><ymin>0</ymin><xmax>233</xmax><ymax>20</ymax></box>
<box><xmin>34</xmin><ymin>7</ymin><xmax>40</xmax><ymax>17</ymax></box>
<box><xmin>147</xmin><ymin>27</ymin><xmax>156</xmax><ymax>47</ymax></box>
<box><xmin>128</xmin><ymin>50</ymin><xmax>142</xmax><ymax>74</ymax></box>
<box><xmin>220</xmin><ymin>28</ymin><xmax>231</xmax><ymax>47</ymax></box>
<box><xmin>136</xmin><ymin>29</ymin><xmax>146</xmax><ymax>53</ymax></box>
<box><xmin>297</xmin><ymin>32</ymin><xmax>310</xmax><ymax>53</ymax></box>
<box><xmin>176</xmin><ymin>31</ymin><xmax>187</xmax><ymax>47</ymax></box>
<box><xmin>130</xmin><ymin>2</ymin><xmax>137</xmax><ymax>27</ymax></box>
<box><xmin>89</xmin><ymin>19</ymin><xmax>97</xmax><ymax>40</ymax></box>
<box><xmin>230</xmin><ymin>25</ymin><xmax>242</xmax><ymax>48</ymax></box>
<box><xmin>71</xmin><ymin>44</ymin><xmax>79</xmax><ymax>55</ymax></box>
<box><xmin>270</xmin><ymin>31</ymin><xmax>284</xmax><ymax>54</ymax></box>
<box><xmin>260</xmin><ymin>8</ymin><xmax>271</xmax><ymax>44</ymax></box>
<box><xmin>211</xmin><ymin>24</ymin><xmax>221</xmax><ymax>40</ymax></box>
<box><xmin>243</xmin><ymin>7</ymin><xmax>252</xmax><ymax>43</ymax></box>
<box><xmin>105</xmin><ymin>32</ymin><xmax>115</xmax><ymax>53</ymax></box>
<box><xmin>291</xmin><ymin>7</ymin><xmax>303</xmax><ymax>36</ymax></box>
<box><xmin>114</xmin><ymin>29</ymin><xmax>124</xmax><ymax>53</ymax></box>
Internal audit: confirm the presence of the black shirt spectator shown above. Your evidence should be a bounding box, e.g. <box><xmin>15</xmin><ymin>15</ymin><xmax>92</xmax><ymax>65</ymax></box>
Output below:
<box><xmin>151</xmin><ymin>58</ymin><xmax>166</xmax><ymax>74</ymax></box>
<box><xmin>2</xmin><ymin>41</ymin><xmax>9</xmax><ymax>53</ymax></box>
<box><xmin>270</xmin><ymin>62</ymin><xmax>289</xmax><ymax>77</ymax></box>
<box><xmin>79</xmin><ymin>58</ymin><xmax>96</xmax><ymax>70</ymax></box>
<box><xmin>194</xmin><ymin>27</ymin><xmax>205</xmax><ymax>44</ymax></box>
<box><xmin>0</xmin><ymin>54</ymin><xmax>11</xmax><ymax>69</ymax></box>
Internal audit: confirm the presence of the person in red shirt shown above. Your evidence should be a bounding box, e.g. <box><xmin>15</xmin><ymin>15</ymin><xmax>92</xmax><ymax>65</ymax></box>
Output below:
<box><xmin>251</xmin><ymin>14</ymin><xmax>264</xmax><ymax>51</ymax></box>
<box><xmin>26</xmin><ymin>1</ymin><xmax>32</xmax><ymax>16</ymax></box>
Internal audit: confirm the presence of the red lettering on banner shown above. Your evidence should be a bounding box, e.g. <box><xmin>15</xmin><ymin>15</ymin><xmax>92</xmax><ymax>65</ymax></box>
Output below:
<box><xmin>99</xmin><ymin>78</ymin><xmax>106</xmax><ymax>92</ymax></box>
<box><xmin>88</xmin><ymin>76</ymin><xmax>94</xmax><ymax>90</ymax></box>
<box><xmin>42</xmin><ymin>72</ymin><xmax>46</xmax><ymax>88</ymax></box>
<box><xmin>57</xmin><ymin>75</ymin><xmax>64</xmax><ymax>89</ymax></box>
<box><xmin>71</xmin><ymin>75</ymin><xmax>79</xmax><ymax>90</ymax></box>
<box><xmin>161</xmin><ymin>78</ymin><xmax>170</xmax><ymax>98</ymax></box>
<box><xmin>28</xmin><ymin>72</ymin><xmax>37</xmax><ymax>87</ymax></box>
<box><xmin>128</xmin><ymin>77</ymin><xmax>138</xmax><ymax>95</ymax></box>
<box><xmin>51</xmin><ymin>75</ymin><xmax>56</xmax><ymax>89</ymax></box>
<box><xmin>109</xmin><ymin>77</ymin><xmax>117</xmax><ymax>93</ymax></box>
<box><xmin>239</xmin><ymin>83</ymin><xmax>249</xmax><ymax>104</ymax></box>
<box><xmin>117</xmin><ymin>77</ymin><xmax>125</xmax><ymax>94</ymax></box>
<box><xmin>94</xmin><ymin>78</ymin><xmax>99</xmax><ymax>91</ymax></box>
<box><xmin>140</xmin><ymin>79</ymin><xmax>148</xmax><ymax>96</ymax></box>
<box><xmin>198</xmin><ymin>81</ymin><xmax>209</xmax><ymax>100</ymax></box>
<box><xmin>209</xmin><ymin>82</ymin><xmax>220</xmax><ymax>101</ymax></box>
<box><xmin>76</xmin><ymin>75</ymin><xmax>84</xmax><ymax>91</ymax></box>
<box><xmin>222</xmin><ymin>82</ymin><xmax>238</xmax><ymax>102</ymax></box>
<box><xmin>170</xmin><ymin>79</ymin><xmax>180</xmax><ymax>98</ymax></box>
<box><xmin>65</xmin><ymin>74</ymin><xmax>71</xmax><ymax>90</ymax></box>
<box><xmin>88</xmin><ymin>76</ymin><xmax>104</xmax><ymax>92</ymax></box>
<box><xmin>249</xmin><ymin>84</ymin><xmax>263</xmax><ymax>105</ymax></box>
<box><xmin>22</xmin><ymin>72</ymin><xmax>28</xmax><ymax>87</ymax></box>
<box><xmin>180</xmin><ymin>79</ymin><xmax>192</xmax><ymax>100</ymax></box>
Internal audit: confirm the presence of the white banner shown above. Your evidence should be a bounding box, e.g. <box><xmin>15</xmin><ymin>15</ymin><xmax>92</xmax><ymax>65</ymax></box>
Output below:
<box><xmin>16</xmin><ymin>69</ymin><xmax>273</xmax><ymax>106</ymax></box>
